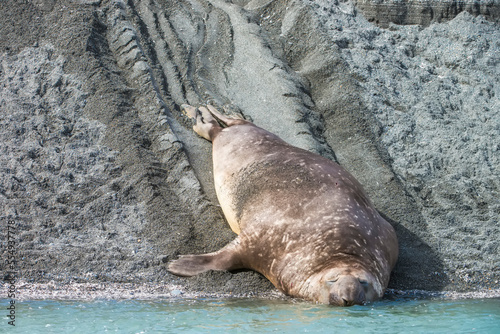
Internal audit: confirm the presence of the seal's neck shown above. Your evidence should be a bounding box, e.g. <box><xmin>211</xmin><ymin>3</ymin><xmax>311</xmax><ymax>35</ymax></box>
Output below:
<box><xmin>292</xmin><ymin>271</ymin><xmax>327</xmax><ymax>302</ymax></box>
<box><xmin>268</xmin><ymin>263</ymin><xmax>330</xmax><ymax>302</ymax></box>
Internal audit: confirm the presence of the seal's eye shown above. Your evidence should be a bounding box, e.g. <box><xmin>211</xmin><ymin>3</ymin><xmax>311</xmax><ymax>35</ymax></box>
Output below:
<box><xmin>359</xmin><ymin>280</ymin><xmax>369</xmax><ymax>286</ymax></box>
<box><xmin>326</xmin><ymin>277</ymin><xmax>339</xmax><ymax>284</ymax></box>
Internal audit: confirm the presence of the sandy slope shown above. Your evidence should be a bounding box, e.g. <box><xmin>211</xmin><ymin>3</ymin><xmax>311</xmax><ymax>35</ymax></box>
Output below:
<box><xmin>0</xmin><ymin>0</ymin><xmax>499</xmax><ymax>298</ymax></box>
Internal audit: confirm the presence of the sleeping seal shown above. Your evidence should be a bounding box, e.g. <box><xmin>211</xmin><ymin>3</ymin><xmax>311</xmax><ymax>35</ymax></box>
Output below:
<box><xmin>168</xmin><ymin>105</ymin><xmax>398</xmax><ymax>306</ymax></box>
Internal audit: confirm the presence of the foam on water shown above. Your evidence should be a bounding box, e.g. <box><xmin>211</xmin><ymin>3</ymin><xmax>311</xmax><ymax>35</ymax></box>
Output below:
<box><xmin>3</xmin><ymin>297</ymin><xmax>499</xmax><ymax>333</ymax></box>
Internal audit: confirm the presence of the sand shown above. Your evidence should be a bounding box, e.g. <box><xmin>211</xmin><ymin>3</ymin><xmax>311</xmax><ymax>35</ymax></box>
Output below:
<box><xmin>1</xmin><ymin>0</ymin><xmax>499</xmax><ymax>297</ymax></box>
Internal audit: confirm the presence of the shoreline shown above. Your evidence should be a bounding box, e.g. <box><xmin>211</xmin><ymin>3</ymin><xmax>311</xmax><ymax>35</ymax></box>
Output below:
<box><xmin>2</xmin><ymin>281</ymin><xmax>499</xmax><ymax>302</ymax></box>
<box><xmin>1</xmin><ymin>280</ymin><xmax>286</xmax><ymax>302</ymax></box>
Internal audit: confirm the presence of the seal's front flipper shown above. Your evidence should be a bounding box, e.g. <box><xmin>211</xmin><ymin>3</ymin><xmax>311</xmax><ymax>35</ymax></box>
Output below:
<box><xmin>168</xmin><ymin>238</ymin><xmax>244</xmax><ymax>277</ymax></box>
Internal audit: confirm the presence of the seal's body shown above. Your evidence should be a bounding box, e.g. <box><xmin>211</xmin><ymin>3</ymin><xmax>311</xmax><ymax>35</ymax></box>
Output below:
<box><xmin>168</xmin><ymin>105</ymin><xmax>398</xmax><ymax>306</ymax></box>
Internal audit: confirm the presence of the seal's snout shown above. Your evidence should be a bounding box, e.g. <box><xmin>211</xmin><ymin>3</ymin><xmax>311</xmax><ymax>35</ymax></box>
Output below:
<box><xmin>329</xmin><ymin>275</ymin><xmax>366</xmax><ymax>307</ymax></box>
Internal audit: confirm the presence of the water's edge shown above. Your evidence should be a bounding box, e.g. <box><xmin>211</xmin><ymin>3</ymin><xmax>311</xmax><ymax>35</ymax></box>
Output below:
<box><xmin>2</xmin><ymin>281</ymin><xmax>500</xmax><ymax>302</ymax></box>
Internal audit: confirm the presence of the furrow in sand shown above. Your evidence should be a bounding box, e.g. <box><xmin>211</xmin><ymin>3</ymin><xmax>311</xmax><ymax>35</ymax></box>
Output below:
<box><xmin>205</xmin><ymin>0</ymin><xmax>327</xmax><ymax>154</ymax></box>
<box><xmin>103</xmin><ymin>0</ymin><xmax>211</xmax><ymax>216</ymax></box>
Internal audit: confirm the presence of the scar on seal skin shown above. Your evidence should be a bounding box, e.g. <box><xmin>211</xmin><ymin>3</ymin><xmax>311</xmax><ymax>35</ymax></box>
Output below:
<box><xmin>169</xmin><ymin>104</ymin><xmax>399</xmax><ymax>306</ymax></box>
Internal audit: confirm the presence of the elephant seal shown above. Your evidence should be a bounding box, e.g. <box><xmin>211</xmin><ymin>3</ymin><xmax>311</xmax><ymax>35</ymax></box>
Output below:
<box><xmin>168</xmin><ymin>105</ymin><xmax>398</xmax><ymax>306</ymax></box>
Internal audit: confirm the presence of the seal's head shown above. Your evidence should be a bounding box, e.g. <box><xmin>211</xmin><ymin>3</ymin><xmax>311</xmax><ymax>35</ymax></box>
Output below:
<box><xmin>316</xmin><ymin>266</ymin><xmax>382</xmax><ymax>306</ymax></box>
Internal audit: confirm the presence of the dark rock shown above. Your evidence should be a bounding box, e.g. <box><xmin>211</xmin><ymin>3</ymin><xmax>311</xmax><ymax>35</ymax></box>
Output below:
<box><xmin>354</xmin><ymin>0</ymin><xmax>500</xmax><ymax>27</ymax></box>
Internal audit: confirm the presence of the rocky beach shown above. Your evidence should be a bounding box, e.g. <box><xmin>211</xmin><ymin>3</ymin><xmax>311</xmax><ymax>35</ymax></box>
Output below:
<box><xmin>1</xmin><ymin>0</ymin><xmax>499</xmax><ymax>300</ymax></box>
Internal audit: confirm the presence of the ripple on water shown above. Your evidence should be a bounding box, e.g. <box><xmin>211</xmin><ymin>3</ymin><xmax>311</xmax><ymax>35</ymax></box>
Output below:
<box><xmin>3</xmin><ymin>297</ymin><xmax>500</xmax><ymax>333</ymax></box>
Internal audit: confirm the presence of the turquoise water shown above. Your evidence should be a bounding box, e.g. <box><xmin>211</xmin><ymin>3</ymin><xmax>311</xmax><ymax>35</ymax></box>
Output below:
<box><xmin>2</xmin><ymin>297</ymin><xmax>499</xmax><ymax>333</ymax></box>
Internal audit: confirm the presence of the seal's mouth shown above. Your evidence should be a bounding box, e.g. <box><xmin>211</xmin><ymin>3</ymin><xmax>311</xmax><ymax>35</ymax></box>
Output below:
<box><xmin>341</xmin><ymin>298</ymin><xmax>357</xmax><ymax>307</ymax></box>
<box><xmin>330</xmin><ymin>294</ymin><xmax>366</xmax><ymax>307</ymax></box>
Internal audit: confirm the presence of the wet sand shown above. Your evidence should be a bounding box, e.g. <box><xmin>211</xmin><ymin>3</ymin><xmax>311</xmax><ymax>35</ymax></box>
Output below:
<box><xmin>3</xmin><ymin>281</ymin><xmax>499</xmax><ymax>302</ymax></box>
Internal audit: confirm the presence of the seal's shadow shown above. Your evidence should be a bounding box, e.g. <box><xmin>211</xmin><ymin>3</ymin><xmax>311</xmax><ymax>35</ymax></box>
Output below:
<box><xmin>382</xmin><ymin>213</ymin><xmax>450</xmax><ymax>291</ymax></box>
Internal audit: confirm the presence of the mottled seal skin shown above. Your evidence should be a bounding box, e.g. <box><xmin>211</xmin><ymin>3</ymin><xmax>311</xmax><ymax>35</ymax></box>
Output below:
<box><xmin>168</xmin><ymin>105</ymin><xmax>398</xmax><ymax>306</ymax></box>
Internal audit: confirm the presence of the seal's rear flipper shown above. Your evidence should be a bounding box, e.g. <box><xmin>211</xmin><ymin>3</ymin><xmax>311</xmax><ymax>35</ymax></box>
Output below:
<box><xmin>168</xmin><ymin>238</ymin><xmax>244</xmax><ymax>277</ymax></box>
<box><xmin>180</xmin><ymin>104</ymin><xmax>198</xmax><ymax>119</ymax></box>
<box><xmin>206</xmin><ymin>105</ymin><xmax>247</xmax><ymax>127</ymax></box>
<box><xmin>180</xmin><ymin>104</ymin><xmax>222</xmax><ymax>141</ymax></box>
